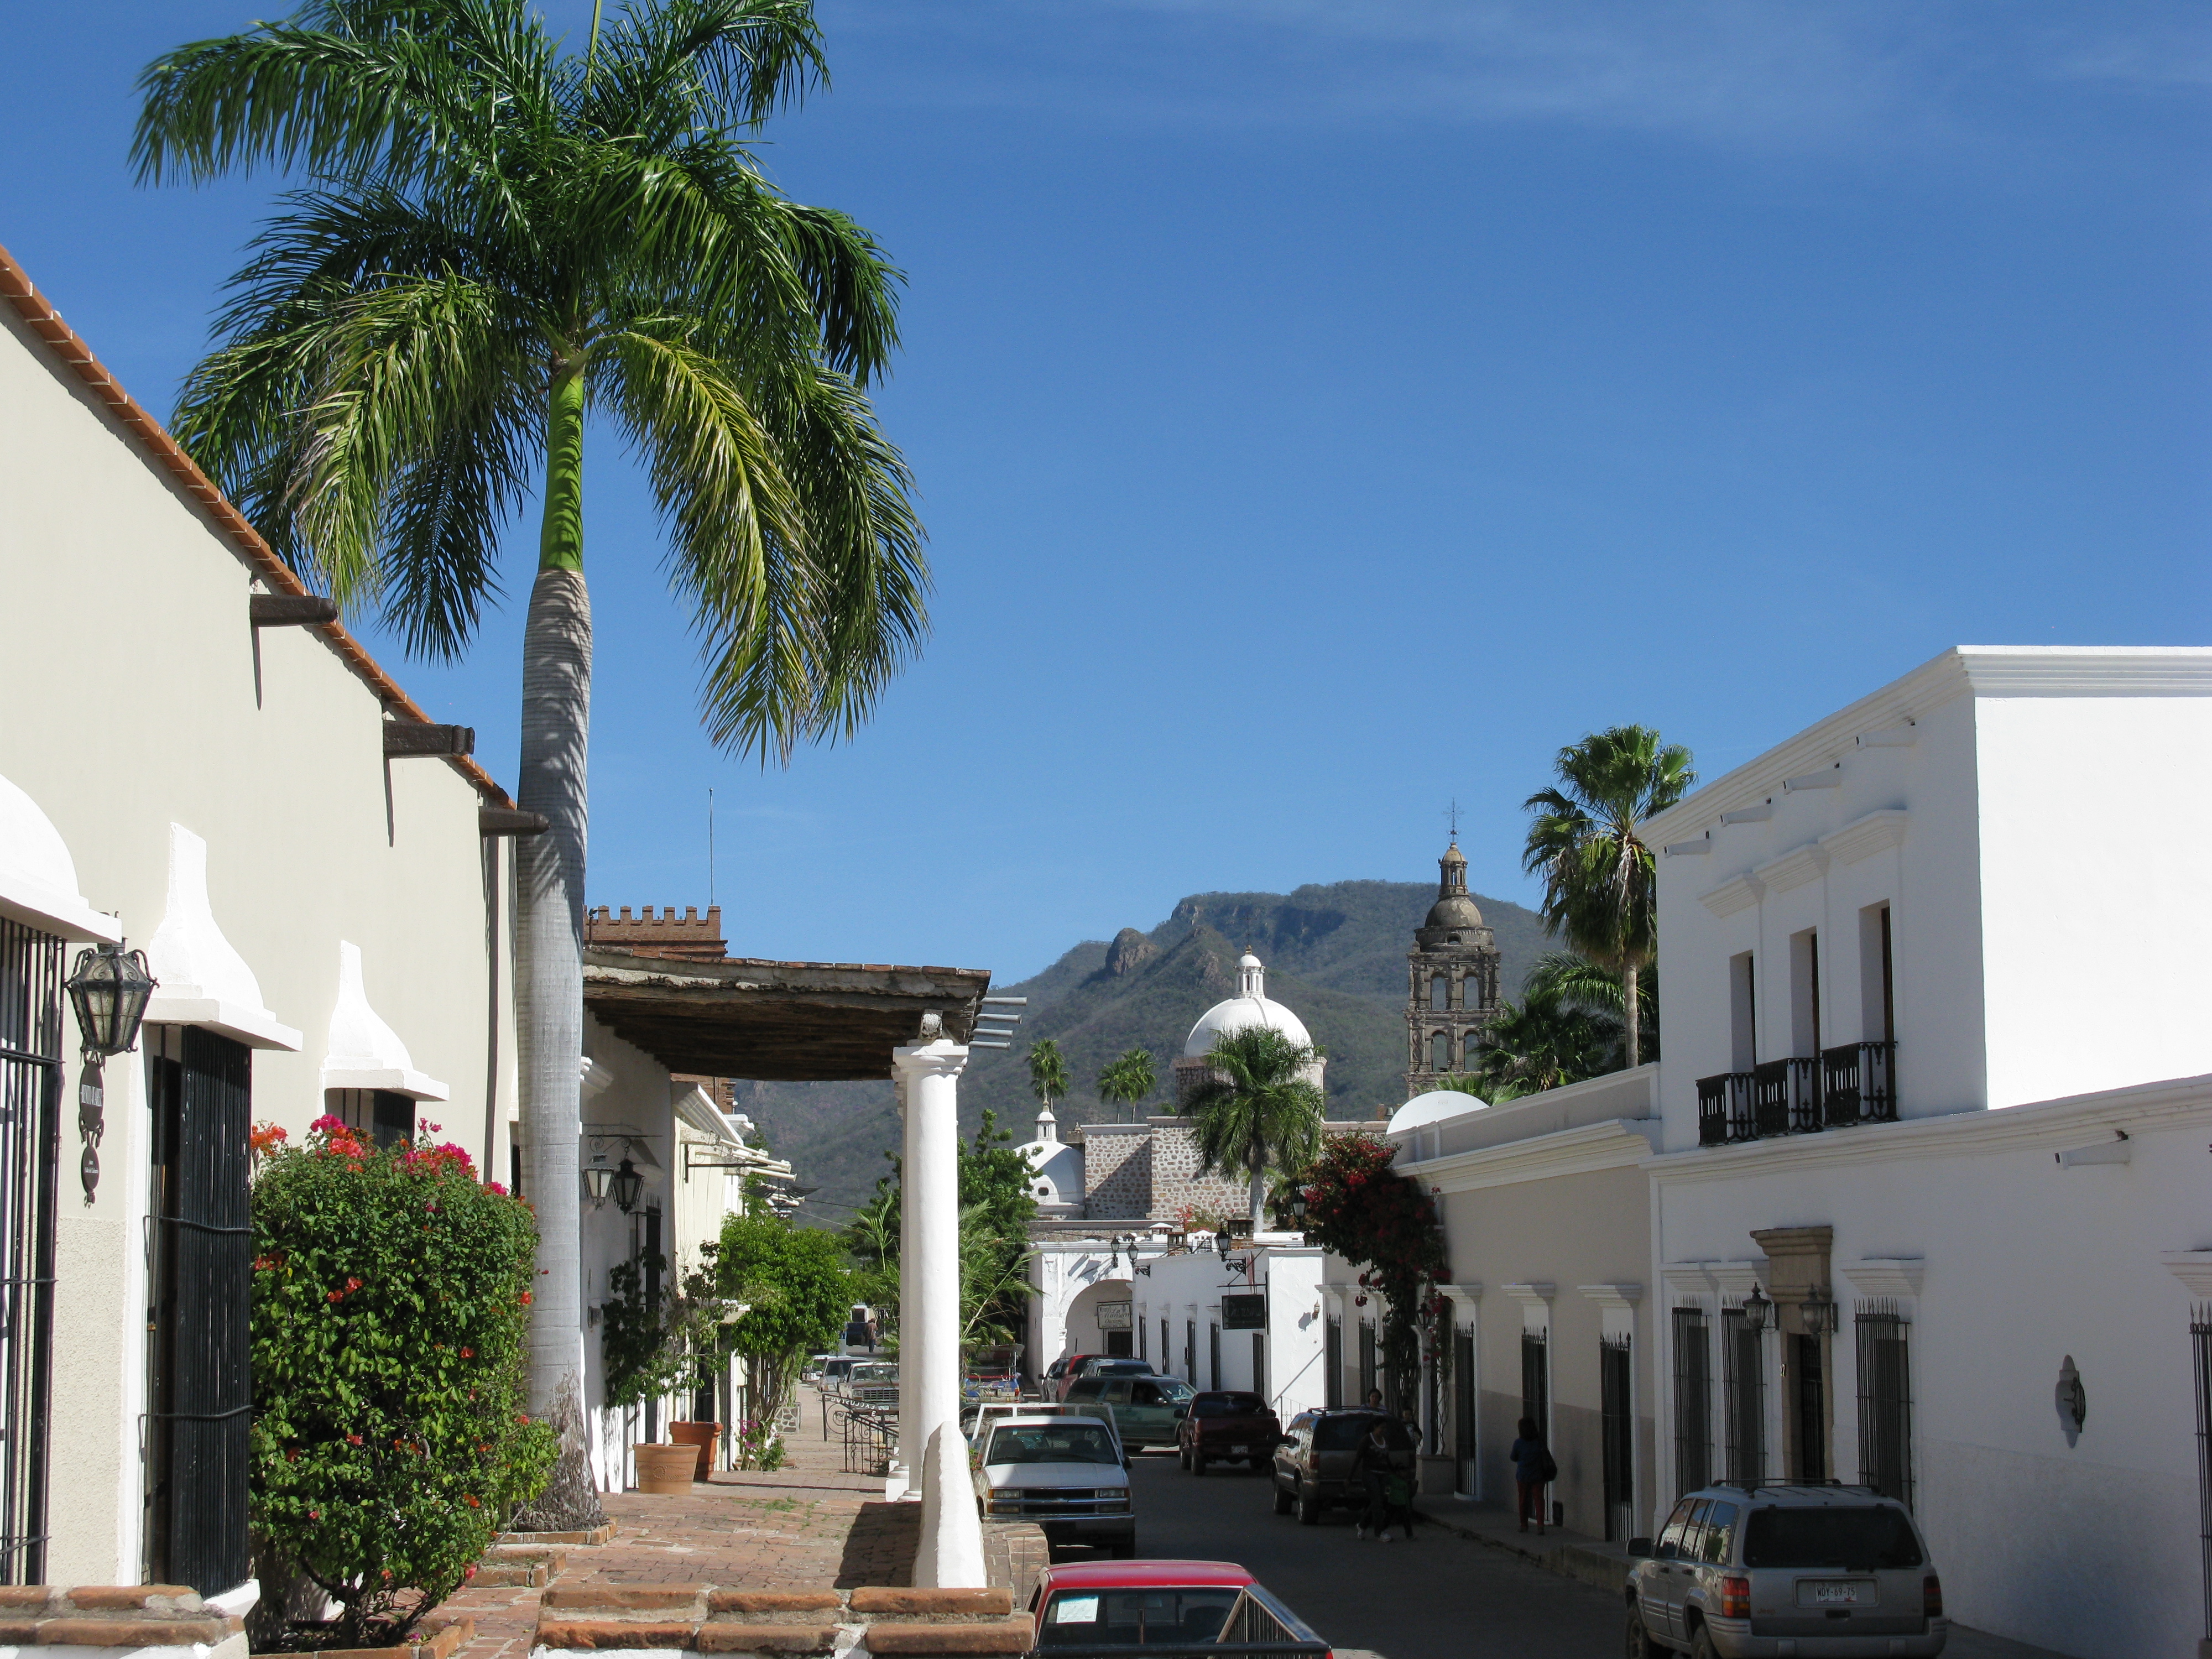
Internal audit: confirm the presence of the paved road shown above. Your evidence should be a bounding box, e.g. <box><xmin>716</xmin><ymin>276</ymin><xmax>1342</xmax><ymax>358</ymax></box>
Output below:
<box><xmin>1064</xmin><ymin>1450</ymin><xmax>1626</xmax><ymax>1659</ymax></box>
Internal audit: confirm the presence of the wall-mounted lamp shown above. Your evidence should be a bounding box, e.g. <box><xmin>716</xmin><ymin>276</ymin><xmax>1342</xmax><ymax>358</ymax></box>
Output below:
<box><xmin>583</xmin><ymin>1162</ymin><xmax>614</xmax><ymax>1208</ymax></box>
<box><xmin>65</xmin><ymin>941</ymin><xmax>156</xmax><ymax>1202</ymax></box>
<box><xmin>1799</xmin><ymin>1286</ymin><xmax>1840</xmax><ymax>1337</ymax></box>
<box><xmin>1741</xmin><ymin>1285</ymin><xmax>1773</xmax><ymax>1334</ymax></box>
<box><xmin>1291</xmin><ymin>1191</ymin><xmax>1309</xmax><ymax>1223</ymax></box>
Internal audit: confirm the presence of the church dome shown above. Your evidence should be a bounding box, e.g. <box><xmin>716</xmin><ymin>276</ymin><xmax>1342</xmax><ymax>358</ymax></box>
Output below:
<box><xmin>1183</xmin><ymin>952</ymin><xmax>1313</xmax><ymax>1056</ymax></box>
<box><xmin>1389</xmin><ymin>1088</ymin><xmax>1488</xmax><ymax>1134</ymax></box>
<box><xmin>1425</xmin><ymin>892</ymin><xmax>1485</xmax><ymax>931</ymax></box>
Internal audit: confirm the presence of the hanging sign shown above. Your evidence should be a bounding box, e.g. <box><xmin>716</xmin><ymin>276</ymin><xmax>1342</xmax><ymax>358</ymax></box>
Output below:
<box><xmin>1097</xmin><ymin>1300</ymin><xmax>1133</xmax><ymax>1331</ymax></box>
<box><xmin>1222</xmin><ymin>1294</ymin><xmax>1267</xmax><ymax>1330</ymax></box>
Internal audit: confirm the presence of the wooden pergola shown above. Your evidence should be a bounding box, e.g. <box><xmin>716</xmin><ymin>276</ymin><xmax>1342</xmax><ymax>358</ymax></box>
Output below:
<box><xmin>580</xmin><ymin>947</ymin><xmax>993</xmax><ymax>1081</ymax></box>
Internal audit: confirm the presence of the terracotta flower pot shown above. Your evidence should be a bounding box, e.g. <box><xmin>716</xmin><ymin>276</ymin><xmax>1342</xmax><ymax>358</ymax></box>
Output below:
<box><xmin>634</xmin><ymin>1442</ymin><xmax>698</xmax><ymax>1495</ymax></box>
<box><xmin>669</xmin><ymin>1419</ymin><xmax>722</xmax><ymax>1480</ymax></box>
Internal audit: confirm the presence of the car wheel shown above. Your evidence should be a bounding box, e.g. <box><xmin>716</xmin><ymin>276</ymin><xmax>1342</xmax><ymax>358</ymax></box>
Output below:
<box><xmin>1687</xmin><ymin>1625</ymin><xmax>1718</xmax><ymax>1659</ymax></box>
<box><xmin>1273</xmin><ymin>1481</ymin><xmax>1293</xmax><ymax>1515</ymax></box>
<box><xmin>1193</xmin><ymin>1453</ymin><xmax>1208</xmax><ymax>1477</ymax></box>
<box><xmin>1178</xmin><ymin>1445</ymin><xmax>1191</xmax><ymax>1471</ymax></box>
<box><xmin>1297</xmin><ymin>1484</ymin><xmax>1320</xmax><ymax>1526</ymax></box>
<box><xmin>1624</xmin><ymin>1603</ymin><xmax>1656</xmax><ymax>1659</ymax></box>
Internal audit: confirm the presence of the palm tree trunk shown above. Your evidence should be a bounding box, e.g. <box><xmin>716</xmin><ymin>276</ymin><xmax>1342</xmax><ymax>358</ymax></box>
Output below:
<box><xmin>1249</xmin><ymin>1153</ymin><xmax>1266</xmax><ymax>1238</ymax></box>
<box><xmin>1624</xmin><ymin>962</ymin><xmax>1640</xmax><ymax>1070</ymax></box>
<box><xmin>515</xmin><ymin>358</ymin><xmax>597</xmax><ymax>1523</ymax></box>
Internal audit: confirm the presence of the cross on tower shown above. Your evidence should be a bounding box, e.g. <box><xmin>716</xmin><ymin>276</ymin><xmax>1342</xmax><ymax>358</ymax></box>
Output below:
<box><xmin>1443</xmin><ymin>799</ymin><xmax>1462</xmax><ymax>840</ymax></box>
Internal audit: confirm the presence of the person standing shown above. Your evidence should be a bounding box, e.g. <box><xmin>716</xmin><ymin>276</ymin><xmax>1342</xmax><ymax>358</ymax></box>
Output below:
<box><xmin>1510</xmin><ymin>1416</ymin><xmax>1554</xmax><ymax>1535</ymax></box>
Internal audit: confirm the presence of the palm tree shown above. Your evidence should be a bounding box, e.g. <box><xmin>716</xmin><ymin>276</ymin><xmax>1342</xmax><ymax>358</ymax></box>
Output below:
<box><xmin>1026</xmin><ymin>1039</ymin><xmax>1070</xmax><ymax>1114</ymax></box>
<box><xmin>1469</xmin><ymin>978</ymin><xmax>1623</xmax><ymax>1101</ymax></box>
<box><xmin>133</xmin><ymin>0</ymin><xmax>926</xmax><ymax>1503</ymax></box>
<box><xmin>1522</xmin><ymin>950</ymin><xmax>1658</xmax><ymax>1064</ymax></box>
<box><xmin>1521</xmin><ymin>727</ymin><xmax>1694</xmax><ymax>1070</ymax></box>
<box><xmin>1096</xmin><ymin>1048</ymin><xmax>1156</xmax><ymax>1121</ymax></box>
<box><xmin>1185</xmin><ymin>1026</ymin><xmax>1325</xmax><ymax>1236</ymax></box>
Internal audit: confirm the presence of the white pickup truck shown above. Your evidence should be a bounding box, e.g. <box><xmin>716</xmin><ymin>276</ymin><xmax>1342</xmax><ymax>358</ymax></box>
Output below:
<box><xmin>973</xmin><ymin>1414</ymin><xmax>1135</xmax><ymax>1558</ymax></box>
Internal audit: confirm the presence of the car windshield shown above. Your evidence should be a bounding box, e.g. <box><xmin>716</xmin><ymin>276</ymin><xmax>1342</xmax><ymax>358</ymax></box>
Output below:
<box><xmin>987</xmin><ymin>1424</ymin><xmax>1123</xmax><ymax>1466</ymax></box>
<box><xmin>1192</xmin><ymin>1394</ymin><xmax>1267</xmax><ymax>1418</ymax></box>
<box><xmin>1743</xmin><ymin>1506</ymin><xmax>1924</xmax><ymax>1571</ymax></box>
<box><xmin>1314</xmin><ymin>1415</ymin><xmax>1408</xmax><ymax>1451</ymax></box>
<box><xmin>1036</xmin><ymin>1589</ymin><xmax>1242</xmax><ymax>1647</ymax></box>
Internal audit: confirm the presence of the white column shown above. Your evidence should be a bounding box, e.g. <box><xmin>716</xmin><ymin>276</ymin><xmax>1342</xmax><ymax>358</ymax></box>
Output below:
<box><xmin>894</xmin><ymin>1034</ymin><xmax>983</xmax><ymax>1587</ymax></box>
<box><xmin>888</xmin><ymin>1068</ymin><xmax>917</xmax><ymax>1500</ymax></box>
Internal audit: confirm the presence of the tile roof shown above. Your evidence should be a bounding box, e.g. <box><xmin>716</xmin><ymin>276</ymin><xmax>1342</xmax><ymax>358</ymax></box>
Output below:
<box><xmin>0</xmin><ymin>238</ymin><xmax>513</xmax><ymax>807</ymax></box>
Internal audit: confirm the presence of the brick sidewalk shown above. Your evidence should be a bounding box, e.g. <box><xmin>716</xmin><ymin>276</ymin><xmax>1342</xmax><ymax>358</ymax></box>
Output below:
<box><xmin>442</xmin><ymin>1391</ymin><xmax>919</xmax><ymax>1659</ymax></box>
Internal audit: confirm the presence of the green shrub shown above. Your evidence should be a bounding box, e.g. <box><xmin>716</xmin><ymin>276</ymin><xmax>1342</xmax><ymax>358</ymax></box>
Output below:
<box><xmin>719</xmin><ymin>1212</ymin><xmax>851</xmax><ymax>1453</ymax></box>
<box><xmin>251</xmin><ymin>1117</ymin><xmax>557</xmax><ymax>1643</ymax></box>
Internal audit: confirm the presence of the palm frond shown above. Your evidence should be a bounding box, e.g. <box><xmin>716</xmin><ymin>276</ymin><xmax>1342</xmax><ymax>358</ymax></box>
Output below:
<box><xmin>582</xmin><ymin>0</ymin><xmax>825</xmax><ymax>139</ymax></box>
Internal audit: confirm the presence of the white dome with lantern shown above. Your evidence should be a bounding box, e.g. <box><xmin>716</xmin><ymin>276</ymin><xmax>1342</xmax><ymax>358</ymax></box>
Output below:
<box><xmin>1017</xmin><ymin>1103</ymin><xmax>1086</xmax><ymax>1218</ymax></box>
<box><xmin>1174</xmin><ymin>952</ymin><xmax>1326</xmax><ymax>1105</ymax></box>
<box><xmin>1183</xmin><ymin>953</ymin><xmax>1313</xmax><ymax>1055</ymax></box>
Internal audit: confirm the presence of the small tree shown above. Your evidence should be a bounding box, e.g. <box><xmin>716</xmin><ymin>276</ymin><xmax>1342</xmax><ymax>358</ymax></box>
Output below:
<box><xmin>1291</xmin><ymin>1130</ymin><xmax>1448</xmax><ymax>1408</ymax></box>
<box><xmin>250</xmin><ymin>1118</ymin><xmax>556</xmax><ymax>1645</ymax></box>
<box><xmin>718</xmin><ymin>1211</ymin><xmax>852</xmax><ymax>1452</ymax></box>
<box><xmin>1097</xmin><ymin>1048</ymin><xmax>1156</xmax><ymax>1120</ymax></box>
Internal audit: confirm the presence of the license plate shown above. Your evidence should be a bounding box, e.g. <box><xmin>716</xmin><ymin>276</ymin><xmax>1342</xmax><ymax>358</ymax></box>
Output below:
<box><xmin>1798</xmin><ymin>1581</ymin><xmax>1875</xmax><ymax>1607</ymax></box>
<box><xmin>1230</xmin><ymin>1445</ymin><xmax>1250</xmax><ymax>1454</ymax></box>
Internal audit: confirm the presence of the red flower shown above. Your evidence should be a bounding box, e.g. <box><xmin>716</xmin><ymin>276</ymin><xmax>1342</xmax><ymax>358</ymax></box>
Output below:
<box><xmin>308</xmin><ymin>1510</ymin><xmax>321</xmax><ymax>1521</ymax></box>
<box><xmin>346</xmin><ymin>1277</ymin><xmax>363</xmax><ymax>1292</ymax></box>
<box><xmin>463</xmin><ymin>1494</ymin><xmax>481</xmax><ymax>1509</ymax></box>
<box><xmin>326</xmin><ymin>1290</ymin><xmax>344</xmax><ymax>1303</ymax></box>
<box><xmin>346</xmin><ymin>1433</ymin><xmax>363</xmax><ymax>1446</ymax></box>
<box><xmin>520</xmin><ymin>1290</ymin><xmax>532</xmax><ymax>1305</ymax></box>
<box><xmin>460</xmin><ymin>1347</ymin><xmax>474</xmax><ymax>1359</ymax></box>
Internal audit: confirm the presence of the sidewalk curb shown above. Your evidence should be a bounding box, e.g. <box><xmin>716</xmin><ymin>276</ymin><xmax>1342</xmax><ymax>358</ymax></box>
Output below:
<box><xmin>1410</xmin><ymin>1506</ymin><xmax>1628</xmax><ymax>1595</ymax></box>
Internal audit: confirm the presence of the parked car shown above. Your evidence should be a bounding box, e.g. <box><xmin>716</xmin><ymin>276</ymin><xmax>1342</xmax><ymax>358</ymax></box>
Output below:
<box><xmin>819</xmin><ymin>1356</ymin><xmax>858</xmax><ymax>1386</ymax></box>
<box><xmin>1043</xmin><ymin>1354</ymin><xmax>1107</xmax><ymax>1401</ymax></box>
<box><xmin>1624</xmin><ymin>1485</ymin><xmax>1948</xmax><ymax>1658</ymax></box>
<box><xmin>1050</xmin><ymin>1355</ymin><xmax>1155</xmax><ymax>1401</ymax></box>
<box><xmin>1065</xmin><ymin>1374</ymin><xmax>1196</xmax><ymax>1448</ymax></box>
<box><xmin>973</xmin><ymin>1415</ymin><xmax>1135</xmax><ymax>1558</ymax></box>
<box><xmin>1026</xmin><ymin>1560</ymin><xmax>1328</xmax><ymax>1656</ymax></box>
<box><xmin>1173</xmin><ymin>1390</ymin><xmax>1282</xmax><ymax>1474</ymax></box>
<box><xmin>1270</xmin><ymin>1408</ymin><xmax>1413</xmax><ymax>1524</ymax></box>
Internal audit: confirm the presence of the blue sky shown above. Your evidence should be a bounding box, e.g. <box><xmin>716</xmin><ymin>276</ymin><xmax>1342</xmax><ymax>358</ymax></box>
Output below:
<box><xmin>4</xmin><ymin>2</ymin><xmax>2208</xmax><ymax>981</ymax></box>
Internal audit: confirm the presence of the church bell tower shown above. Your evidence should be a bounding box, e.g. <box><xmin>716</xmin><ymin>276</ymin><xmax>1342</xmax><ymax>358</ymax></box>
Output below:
<box><xmin>1405</xmin><ymin>839</ymin><xmax>1501</xmax><ymax>1097</ymax></box>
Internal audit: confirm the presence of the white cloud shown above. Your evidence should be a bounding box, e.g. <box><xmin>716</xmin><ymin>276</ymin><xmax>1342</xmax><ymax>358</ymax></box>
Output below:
<box><xmin>831</xmin><ymin>0</ymin><xmax>2211</xmax><ymax>151</ymax></box>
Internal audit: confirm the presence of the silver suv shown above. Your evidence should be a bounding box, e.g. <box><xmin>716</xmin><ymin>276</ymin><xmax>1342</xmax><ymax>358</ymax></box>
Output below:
<box><xmin>1625</xmin><ymin>1484</ymin><xmax>1947</xmax><ymax>1657</ymax></box>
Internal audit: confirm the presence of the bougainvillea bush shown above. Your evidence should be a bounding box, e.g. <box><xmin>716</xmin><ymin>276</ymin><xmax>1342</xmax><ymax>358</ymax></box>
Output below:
<box><xmin>251</xmin><ymin>1118</ymin><xmax>557</xmax><ymax>1644</ymax></box>
<box><xmin>1288</xmin><ymin>1130</ymin><xmax>1449</xmax><ymax>1398</ymax></box>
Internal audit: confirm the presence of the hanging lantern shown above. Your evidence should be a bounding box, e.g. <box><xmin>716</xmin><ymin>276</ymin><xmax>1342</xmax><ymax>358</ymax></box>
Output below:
<box><xmin>583</xmin><ymin>1162</ymin><xmax>614</xmax><ymax>1207</ymax></box>
<box><xmin>611</xmin><ymin>1156</ymin><xmax>644</xmax><ymax>1214</ymax></box>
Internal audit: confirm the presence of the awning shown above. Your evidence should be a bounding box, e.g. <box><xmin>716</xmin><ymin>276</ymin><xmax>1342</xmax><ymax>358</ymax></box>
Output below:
<box><xmin>581</xmin><ymin>948</ymin><xmax>992</xmax><ymax>1082</ymax></box>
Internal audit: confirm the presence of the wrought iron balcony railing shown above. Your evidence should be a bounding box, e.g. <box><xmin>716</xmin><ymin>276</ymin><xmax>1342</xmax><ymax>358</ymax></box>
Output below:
<box><xmin>1696</xmin><ymin>1071</ymin><xmax>1756</xmax><ymax>1145</ymax></box>
<box><xmin>1821</xmin><ymin>1040</ymin><xmax>1898</xmax><ymax>1127</ymax></box>
<box><xmin>1752</xmin><ymin>1056</ymin><xmax>1821</xmax><ymax>1136</ymax></box>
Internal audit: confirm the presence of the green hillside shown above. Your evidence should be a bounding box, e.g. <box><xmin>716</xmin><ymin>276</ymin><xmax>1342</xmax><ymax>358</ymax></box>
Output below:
<box><xmin>745</xmin><ymin>879</ymin><xmax>1551</xmax><ymax>1222</ymax></box>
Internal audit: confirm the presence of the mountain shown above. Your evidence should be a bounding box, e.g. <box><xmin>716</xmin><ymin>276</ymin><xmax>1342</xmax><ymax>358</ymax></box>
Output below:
<box><xmin>746</xmin><ymin>879</ymin><xmax>1552</xmax><ymax>1222</ymax></box>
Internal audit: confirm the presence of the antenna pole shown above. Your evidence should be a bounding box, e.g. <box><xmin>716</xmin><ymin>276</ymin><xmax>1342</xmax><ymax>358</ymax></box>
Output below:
<box><xmin>708</xmin><ymin>787</ymin><xmax>716</xmax><ymax>910</ymax></box>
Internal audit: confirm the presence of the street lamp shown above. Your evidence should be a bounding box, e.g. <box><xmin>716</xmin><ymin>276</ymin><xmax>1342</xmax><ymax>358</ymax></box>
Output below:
<box><xmin>1212</xmin><ymin>1231</ymin><xmax>1232</xmax><ymax>1261</ymax></box>
<box><xmin>1291</xmin><ymin>1190</ymin><xmax>1308</xmax><ymax>1224</ymax></box>
<box><xmin>1741</xmin><ymin>1285</ymin><xmax>1773</xmax><ymax>1333</ymax></box>
<box><xmin>611</xmin><ymin>1156</ymin><xmax>643</xmax><ymax>1214</ymax></box>
<box><xmin>65</xmin><ymin>941</ymin><xmax>156</xmax><ymax>1202</ymax></box>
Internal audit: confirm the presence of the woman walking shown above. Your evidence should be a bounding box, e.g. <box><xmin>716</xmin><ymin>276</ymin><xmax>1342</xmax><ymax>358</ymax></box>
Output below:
<box><xmin>1510</xmin><ymin>1416</ymin><xmax>1554</xmax><ymax>1535</ymax></box>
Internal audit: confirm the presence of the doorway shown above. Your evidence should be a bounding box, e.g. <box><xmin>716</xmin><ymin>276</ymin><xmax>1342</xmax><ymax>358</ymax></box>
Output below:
<box><xmin>0</xmin><ymin>921</ymin><xmax>61</xmax><ymax>1584</ymax></box>
<box><xmin>1792</xmin><ymin>1332</ymin><xmax>1827</xmax><ymax>1481</ymax></box>
<box><xmin>145</xmin><ymin>1025</ymin><xmax>253</xmax><ymax>1593</ymax></box>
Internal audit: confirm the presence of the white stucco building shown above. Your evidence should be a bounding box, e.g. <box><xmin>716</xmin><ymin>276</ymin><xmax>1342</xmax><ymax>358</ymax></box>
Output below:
<box><xmin>1638</xmin><ymin>645</ymin><xmax>2212</xmax><ymax>1659</ymax></box>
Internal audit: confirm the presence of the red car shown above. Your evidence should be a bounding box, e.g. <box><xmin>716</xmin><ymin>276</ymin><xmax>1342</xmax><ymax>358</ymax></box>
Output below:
<box><xmin>1174</xmin><ymin>1390</ymin><xmax>1282</xmax><ymax>1474</ymax></box>
<box><xmin>1027</xmin><ymin>1561</ymin><xmax>1328</xmax><ymax>1656</ymax></box>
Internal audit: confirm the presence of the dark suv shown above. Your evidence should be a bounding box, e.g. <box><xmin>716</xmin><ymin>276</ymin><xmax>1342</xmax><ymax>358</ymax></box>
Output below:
<box><xmin>1270</xmin><ymin>1409</ymin><xmax>1413</xmax><ymax>1524</ymax></box>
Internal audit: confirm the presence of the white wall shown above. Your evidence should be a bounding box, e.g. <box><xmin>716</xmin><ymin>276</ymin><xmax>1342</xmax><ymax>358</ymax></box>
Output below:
<box><xmin>1975</xmin><ymin>695</ymin><xmax>2212</xmax><ymax>1106</ymax></box>
<box><xmin>0</xmin><ymin>296</ymin><xmax>514</xmax><ymax>1583</ymax></box>
<box><xmin>1650</xmin><ymin>1077</ymin><xmax>2212</xmax><ymax>1659</ymax></box>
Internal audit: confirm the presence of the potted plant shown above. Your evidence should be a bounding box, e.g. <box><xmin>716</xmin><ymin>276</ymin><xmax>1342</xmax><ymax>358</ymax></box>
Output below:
<box><xmin>667</xmin><ymin>1417</ymin><xmax>722</xmax><ymax>1480</ymax></box>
